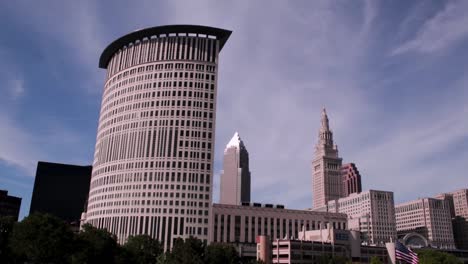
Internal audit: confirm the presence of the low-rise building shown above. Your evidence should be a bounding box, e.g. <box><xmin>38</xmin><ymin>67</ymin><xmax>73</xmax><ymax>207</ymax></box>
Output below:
<box><xmin>0</xmin><ymin>190</ymin><xmax>21</xmax><ymax>221</ymax></box>
<box><xmin>395</xmin><ymin>197</ymin><xmax>455</xmax><ymax>249</ymax></box>
<box><xmin>257</xmin><ymin>229</ymin><xmax>390</xmax><ymax>264</ymax></box>
<box><xmin>209</xmin><ymin>203</ymin><xmax>348</xmax><ymax>244</ymax></box>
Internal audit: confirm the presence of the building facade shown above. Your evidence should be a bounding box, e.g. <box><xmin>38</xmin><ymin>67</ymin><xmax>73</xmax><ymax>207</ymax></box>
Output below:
<box><xmin>30</xmin><ymin>161</ymin><xmax>92</xmax><ymax>223</ymax></box>
<box><xmin>209</xmin><ymin>203</ymin><xmax>347</xmax><ymax>244</ymax></box>
<box><xmin>323</xmin><ymin>190</ymin><xmax>397</xmax><ymax>245</ymax></box>
<box><xmin>312</xmin><ymin>108</ymin><xmax>343</xmax><ymax>209</ymax></box>
<box><xmin>82</xmin><ymin>25</ymin><xmax>231</xmax><ymax>250</ymax></box>
<box><xmin>451</xmin><ymin>189</ymin><xmax>468</xmax><ymax>219</ymax></box>
<box><xmin>341</xmin><ymin>163</ymin><xmax>362</xmax><ymax>197</ymax></box>
<box><xmin>220</xmin><ymin>132</ymin><xmax>251</xmax><ymax>205</ymax></box>
<box><xmin>436</xmin><ymin>189</ymin><xmax>468</xmax><ymax>249</ymax></box>
<box><xmin>395</xmin><ymin>197</ymin><xmax>455</xmax><ymax>249</ymax></box>
<box><xmin>0</xmin><ymin>190</ymin><xmax>21</xmax><ymax>221</ymax></box>
<box><xmin>257</xmin><ymin>232</ymin><xmax>390</xmax><ymax>264</ymax></box>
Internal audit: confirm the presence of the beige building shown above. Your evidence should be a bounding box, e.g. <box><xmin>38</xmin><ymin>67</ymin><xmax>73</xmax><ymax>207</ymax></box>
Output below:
<box><xmin>450</xmin><ymin>189</ymin><xmax>468</xmax><ymax>219</ymax></box>
<box><xmin>436</xmin><ymin>189</ymin><xmax>468</xmax><ymax>249</ymax></box>
<box><xmin>257</xmin><ymin>230</ymin><xmax>390</xmax><ymax>264</ymax></box>
<box><xmin>312</xmin><ymin>109</ymin><xmax>343</xmax><ymax>209</ymax></box>
<box><xmin>209</xmin><ymin>203</ymin><xmax>347</xmax><ymax>244</ymax></box>
<box><xmin>82</xmin><ymin>25</ymin><xmax>231</xmax><ymax>250</ymax></box>
<box><xmin>219</xmin><ymin>132</ymin><xmax>251</xmax><ymax>205</ymax></box>
<box><xmin>320</xmin><ymin>190</ymin><xmax>397</xmax><ymax>245</ymax></box>
<box><xmin>395</xmin><ymin>197</ymin><xmax>455</xmax><ymax>249</ymax></box>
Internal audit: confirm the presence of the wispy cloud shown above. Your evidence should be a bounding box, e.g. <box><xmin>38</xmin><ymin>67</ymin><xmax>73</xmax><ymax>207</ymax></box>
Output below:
<box><xmin>392</xmin><ymin>0</ymin><xmax>468</xmax><ymax>55</ymax></box>
<box><xmin>9</xmin><ymin>79</ymin><xmax>25</xmax><ymax>99</ymax></box>
<box><xmin>0</xmin><ymin>114</ymin><xmax>39</xmax><ymax>174</ymax></box>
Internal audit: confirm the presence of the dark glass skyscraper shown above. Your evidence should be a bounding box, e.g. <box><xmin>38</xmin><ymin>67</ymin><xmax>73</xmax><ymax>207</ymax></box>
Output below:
<box><xmin>30</xmin><ymin>161</ymin><xmax>92</xmax><ymax>223</ymax></box>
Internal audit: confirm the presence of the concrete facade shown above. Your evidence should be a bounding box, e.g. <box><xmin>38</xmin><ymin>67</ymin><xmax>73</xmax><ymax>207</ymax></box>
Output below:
<box><xmin>322</xmin><ymin>190</ymin><xmax>397</xmax><ymax>245</ymax></box>
<box><xmin>257</xmin><ymin>230</ymin><xmax>390</xmax><ymax>264</ymax></box>
<box><xmin>312</xmin><ymin>108</ymin><xmax>343</xmax><ymax>209</ymax></box>
<box><xmin>209</xmin><ymin>203</ymin><xmax>347</xmax><ymax>244</ymax></box>
<box><xmin>436</xmin><ymin>189</ymin><xmax>468</xmax><ymax>249</ymax></box>
<box><xmin>341</xmin><ymin>163</ymin><xmax>362</xmax><ymax>197</ymax></box>
<box><xmin>395</xmin><ymin>197</ymin><xmax>455</xmax><ymax>249</ymax></box>
<box><xmin>0</xmin><ymin>190</ymin><xmax>21</xmax><ymax>221</ymax></box>
<box><xmin>82</xmin><ymin>25</ymin><xmax>231</xmax><ymax>250</ymax></box>
<box><xmin>220</xmin><ymin>132</ymin><xmax>251</xmax><ymax>205</ymax></box>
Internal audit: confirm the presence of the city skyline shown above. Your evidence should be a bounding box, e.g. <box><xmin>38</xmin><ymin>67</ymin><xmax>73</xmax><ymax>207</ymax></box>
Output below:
<box><xmin>1</xmin><ymin>1</ymin><xmax>468</xmax><ymax>220</ymax></box>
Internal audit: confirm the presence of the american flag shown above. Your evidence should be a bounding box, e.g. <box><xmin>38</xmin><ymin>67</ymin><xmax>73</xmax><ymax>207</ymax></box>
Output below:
<box><xmin>395</xmin><ymin>240</ymin><xmax>419</xmax><ymax>264</ymax></box>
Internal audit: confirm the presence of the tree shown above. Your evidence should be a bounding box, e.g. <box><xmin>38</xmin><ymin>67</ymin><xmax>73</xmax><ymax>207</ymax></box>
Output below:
<box><xmin>123</xmin><ymin>234</ymin><xmax>163</xmax><ymax>264</ymax></box>
<box><xmin>0</xmin><ymin>216</ymin><xmax>16</xmax><ymax>262</ymax></box>
<box><xmin>317</xmin><ymin>254</ymin><xmax>349</xmax><ymax>264</ymax></box>
<box><xmin>8</xmin><ymin>213</ymin><xmax>74</xmax><ymax>263</ymax></box>
<box><xmin>416</xmin><ymin>249</ymin><xmax>462</xmax><ymax>264</ymax></box>
<box><xmin>205</xmin><ymin>243</ymin><xmax>239</xmax><ymax>264</ymax></box>
<box><xmin>71</xmin><ymin>223</ymin><xmax>119</xmax><ymax>264</ymax></box>
<box><xmin>370</xmin><ymin>256</ymin><xmax>383</xmax><ymax>264</ymax></box>
<box><xmin>165</xmin><ymin>236</ymin><xmax>205</xmax><ymax>264</ymax></box>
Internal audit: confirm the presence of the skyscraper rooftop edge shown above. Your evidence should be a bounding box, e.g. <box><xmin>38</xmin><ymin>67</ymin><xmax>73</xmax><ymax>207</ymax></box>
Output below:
<box><xmin>99</xmin><ymin>24</ymin><xmax>232</xmax><ymax>68</ymax></box>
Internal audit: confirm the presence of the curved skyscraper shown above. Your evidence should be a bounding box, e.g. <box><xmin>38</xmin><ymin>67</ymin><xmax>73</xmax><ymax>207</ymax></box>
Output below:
<box><xmin>82</xmin><ymin>25</ymin><xmax>231</xmax><ymax>250</ymax></box>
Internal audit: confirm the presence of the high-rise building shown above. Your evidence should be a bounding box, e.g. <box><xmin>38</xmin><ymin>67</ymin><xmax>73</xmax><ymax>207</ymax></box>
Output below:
<box><xmin>341</xmin><ymin>163</ymin><xmax>362</xmax><ymax>197</ymax></box>
<box><xmin>82</xmin><ymin>25</ymin><xmax>231</xmax><ymax>250</ymax></box>
<box><xmin>395</xmin><ymin>197</ymin><xmax>455</xmax><ymax>249</ymax></box>
<box><xmin>219</xmin><ymin>132</ymin><xmax>251</xmax><ymax>205</ymax></box>
<box><xmin>435</xmin><ymin>189</ymin><xmax>468</xmax><ymax>249</ymax></box>
<box><xmin>30</xmin><ymin>161</ymin><xmax>92</xmax><ymax>223</ymax></box>
<box><xmin>312</xmin><ymin>108</ymin><xmax>343</xmax><ymax>209</ymax></box>
<box><xmin>0</xmin><ymin>190</ymin><xmax>21</xmax><ymax>221</ymax></box>
<box><xmin>450</xmin><ymin>189</ymin><xmax>468</xmax><ymax>219</ymax></box>
<box><xmin>322</xmin><ymin>190</ymin><xmax>397</xmax><ymax>245</ymax></box>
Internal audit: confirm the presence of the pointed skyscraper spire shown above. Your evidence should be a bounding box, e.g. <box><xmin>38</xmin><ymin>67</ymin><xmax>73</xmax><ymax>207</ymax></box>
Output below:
<box><xmin>312</xmin><ymin>108</ymin><xmax>343</xmax><ymax>209</ymax></box>
<box><xmin>226</xmin><ymin>131</ymin><xmax>242</xmax><ymax>149</ymax></box>
<box><xmin>321</xmin><ymin>107</ymin><xmax>330</xmax><ymax>132</ymax></box>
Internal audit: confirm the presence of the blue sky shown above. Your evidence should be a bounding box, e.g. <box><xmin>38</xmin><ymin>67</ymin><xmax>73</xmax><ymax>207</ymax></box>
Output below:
<box><xmin>1</xmin><ymin>0</ymin><xmax>467</xmax><ymax>220</ymax></box>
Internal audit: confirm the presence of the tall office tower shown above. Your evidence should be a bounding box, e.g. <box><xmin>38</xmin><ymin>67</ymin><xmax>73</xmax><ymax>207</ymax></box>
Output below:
<box><xmin>30</xmin><ymin>162</ymin><xmax>92</xmax><ymax>224</ymax></box>
<box><xmin>312</xmin><ymin>108</ymin><xmax>343</xmax><ymax>209</ymax></box>
<box><xmin>395</xmin><ymin>198</ymin><xmax>455</xmax><ymax>249</ymax></box>
<box><xmin>219</xmin><ymin>132</ymin><xmax>251</xmax><ymax>205</ymax></box>
<box><xmin>341</xmin><ymin>163</ymin><xmax>362</xmax><ymax>197</ymax></box>
<box><xmin>0</xmin><ymin>190</ymin><xmax>21</xmax><ymax>221</ymax></box>
<box><xmin>82</xmin><ymin>25</ymin><xmax>231</xmax><ymax>250</ymax></box>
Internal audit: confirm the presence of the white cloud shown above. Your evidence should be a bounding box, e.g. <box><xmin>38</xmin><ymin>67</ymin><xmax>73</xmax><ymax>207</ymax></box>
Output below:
<box><xmin>9</xmin><ymin>79</ymin><xmax>25</xmax><ymax>99</ymax></box>
<box><xmin>0</xmin><ymin>114</ymin><xmax>39</xmax><ymax>174</ymax></box>
<box><xmin>392</xmin><ymin>0</ymin><xmax>468</xmax><ymax>55</ymax></box>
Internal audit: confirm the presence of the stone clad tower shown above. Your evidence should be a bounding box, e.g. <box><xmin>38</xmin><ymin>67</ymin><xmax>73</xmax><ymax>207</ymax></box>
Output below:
<box><xmin>220</xmin><ymin>132</ymin><xmax>251</xmax><ymax>205</ymax></box>
<box><xmin>82</xmin><ymin>25</ymin><xmax>231</xmax><ymax>250</ymax></box>
<box><xmin>312</xmin><ymin>108</ymin><xmax>343</xmax><ymax>209</ymax></box>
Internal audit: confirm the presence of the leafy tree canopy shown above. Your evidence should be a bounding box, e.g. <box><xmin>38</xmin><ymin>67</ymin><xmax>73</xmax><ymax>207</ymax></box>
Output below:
<box><xmin>123</xmin><ymin>234</ymin><xmax>163</xmax><ymax>264</ymax></box>
<box><xmin>205</xmin><ymin>243</ymin><xmax>239</xmax><ymax>264</ymax></box>
<box><xmin>71</xmin><ymin>223</ymin><xmax>119</xmax><ymax>264</ymax></box>
<box><xmin>8</xmin><ymin>213</ymin><xmax>74</xmax><ymax>263</ymax></box>
<box><xmin>416</xmin><ymin>249</ymin><xmax>462</xmax><ymax>264</ymax></box>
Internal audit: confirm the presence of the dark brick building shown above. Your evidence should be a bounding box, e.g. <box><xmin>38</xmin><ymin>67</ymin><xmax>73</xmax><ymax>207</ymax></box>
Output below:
<box><xmin>0</xmin><ymin>190</ymin><xmax>21</xmax><ymax>221</ymax></box>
